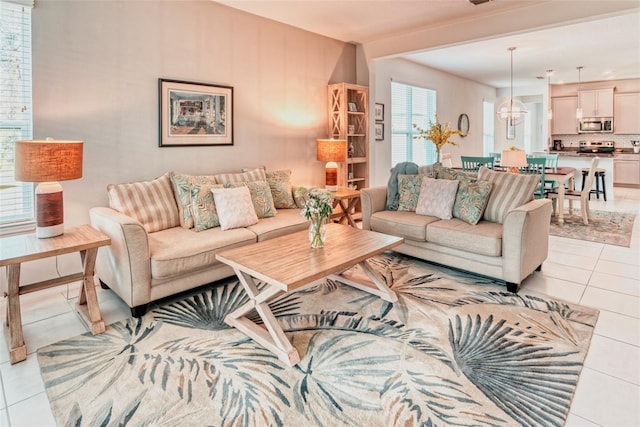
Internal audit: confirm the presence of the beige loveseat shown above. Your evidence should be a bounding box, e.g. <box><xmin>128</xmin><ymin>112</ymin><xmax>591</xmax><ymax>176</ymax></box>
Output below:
<box><xmin>90</xmin><ymin>168</ymin><xmax>309</xmax><ymax>316</ymax></box>
<box><xmin>360</xmin><ymin>165</ymin><xmax>552</xmax><ymax>292</ymax></box>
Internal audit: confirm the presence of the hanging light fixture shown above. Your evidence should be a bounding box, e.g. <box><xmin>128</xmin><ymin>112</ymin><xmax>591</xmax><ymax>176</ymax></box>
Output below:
<box><xmin>497</xmin><ymin>47</ymin><xmax>528</xmax><ymax>136</ymax></box>
<box><xmin>547</xmin><ymin>69</ymin><xmax>553</xmax><ymax>120</ymax></box>
<box><xmin>576</xmin><ymin>66</ymin><xmax>584</xmax><ymax>119</ymax></box>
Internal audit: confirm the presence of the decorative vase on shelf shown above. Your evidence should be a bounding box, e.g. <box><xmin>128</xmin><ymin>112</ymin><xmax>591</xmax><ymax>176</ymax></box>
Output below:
<box><xmin>308</xmin><ymin>216</ymin><xmax>328</xmax><ymax>248</ymax></box>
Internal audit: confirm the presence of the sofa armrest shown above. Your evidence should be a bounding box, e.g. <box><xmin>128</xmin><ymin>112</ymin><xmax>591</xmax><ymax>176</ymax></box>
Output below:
<box><xmin>89</xmin><ymin>207</ymin><xmax>151</xmax><ymax>308</ymax></box>
<box><xmin>502</xmin><ymin>198</ymin><xmax>552</xmax><ymax>284</ymax></box>
<box><xmin>360</xmin><ymin>186</ymin><xmax>387</xmax><ymax>230</ymax></box>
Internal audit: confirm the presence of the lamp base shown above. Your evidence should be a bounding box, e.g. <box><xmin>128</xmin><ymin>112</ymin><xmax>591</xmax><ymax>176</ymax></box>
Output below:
<box><xmin>507</xmin><ymin>167</ymin><xmax>521</xmax><ymax>174</ymax></box>
<box><xmin>325</xmin><ymin>162</ymin><xmax>338</xmax><ymax>192</ymax></box>
<box><xmin>35</xmin><ymin>182</ymin><xmax>64</xmax><ymax>238</ymax></box>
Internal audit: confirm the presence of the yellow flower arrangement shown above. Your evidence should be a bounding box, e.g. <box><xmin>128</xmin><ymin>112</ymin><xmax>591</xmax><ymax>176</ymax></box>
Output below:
<box><xmin>413</xmin><ymin>115</ymin><xmax>463</xmax><ymax>163</ymax></box>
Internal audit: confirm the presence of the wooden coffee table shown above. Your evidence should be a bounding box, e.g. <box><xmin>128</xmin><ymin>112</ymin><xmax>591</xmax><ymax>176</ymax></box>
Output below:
<box><xmin>215</xmin><ymin>223</ymin><xmax>403</xmax><ymax>366</ymax></box>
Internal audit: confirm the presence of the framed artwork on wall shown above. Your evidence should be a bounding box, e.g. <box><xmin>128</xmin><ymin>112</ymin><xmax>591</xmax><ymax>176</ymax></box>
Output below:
<box><xmin>374</xmin><ymin>103</ymin><xmax>384</xmax><ymax>122</ymax></box>
<box><xmin>375</xmin><ymin>123</ymin><xmax>384</xmax><ymax>140</ymax></box>
<box><xmin>159</xmin><ymin>79</ymin><xmax>234</xmax><ymax>147</ymax></box>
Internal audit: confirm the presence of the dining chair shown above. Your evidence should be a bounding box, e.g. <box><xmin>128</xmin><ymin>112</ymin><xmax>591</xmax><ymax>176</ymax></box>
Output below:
<box><xmin>527</xmin><ymin>153</ymin><xmax>559</xmax><ymax>189</ymax></box>
<box><xmin>461</xmin><ymin>156</ymin><xmax>494</xmax><ymax>171</ymax></box>
<box><xmin>547</xmin><ymin>157</ymin><xmax>599</xmax><ymax>225</ymax></box>
<box><xmin>520</xmin><ymin>157</ymin><xmax>547</xmax><ymax>199</ymax></box>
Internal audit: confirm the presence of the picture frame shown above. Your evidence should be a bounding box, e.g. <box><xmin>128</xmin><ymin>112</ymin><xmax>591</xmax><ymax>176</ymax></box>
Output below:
<box><xmin>374</xmin><ymin>103</ymin><xmax>384</xmax><ymax>122</ymax></box>
<box><xmin>348</xmin><ymin>102</ymin><xmax>358</xmax><ymax>112</ymax></box>
<box><xmin>375</xmin><ymin>123</ymin><xmax>384</xmax><ymax>141</ymax></box>
<box><xmin>159</xmin><ymin>79</ymin><xmax>233</xmax><ymax>147</ymax></box>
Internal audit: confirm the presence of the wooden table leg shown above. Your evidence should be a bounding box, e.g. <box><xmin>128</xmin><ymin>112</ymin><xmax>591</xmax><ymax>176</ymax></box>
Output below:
<box><xmin>330</xmin><ymin>260</ymin><xmax>398</xmax><ymax>303</ymax></box>
<box><xmin>225</xmin><ymin>269</ymin><xmax>300</xmax><ymax>366</ymax></box>
<box><xmin>76</xmin><ymin>248</ymin><xmax>105</xmax><ymax>335</ymax></box>
<box><xmin>5</xmin><ymin>264</ymin><xmax>27</xmax><ymax>364</ymax></box>
<box><xmin>336</xmin><ymin>198</ymin><xmax>358</xmax><ymax>227</ymax></box>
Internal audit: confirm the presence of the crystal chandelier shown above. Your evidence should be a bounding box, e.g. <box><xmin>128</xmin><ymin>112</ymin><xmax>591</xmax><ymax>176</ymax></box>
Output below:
<box><xmin>497</xmin><ymin>47</ymin><xmax>528</xmax><ymax>130</ymax></box>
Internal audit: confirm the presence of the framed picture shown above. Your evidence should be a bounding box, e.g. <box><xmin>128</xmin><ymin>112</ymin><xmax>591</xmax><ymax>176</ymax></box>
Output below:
<box><xmin>159</xmin><ymin>79</ymin><xmax>233</xmax><ymax>147</ymax></box>
<box><xmin>348</xmin><ymin>102</ymin><xmax>358</xmax><ymax>112</ymax></box>
<box><xmin>374</xmin><ymin>103</ymin><xmax>384</xmax><ymax>121</ymax></box>
<box><xmin>375</xmin><ymin>123</ymin><xmax>384</xmax><ymax>141</ymax></box>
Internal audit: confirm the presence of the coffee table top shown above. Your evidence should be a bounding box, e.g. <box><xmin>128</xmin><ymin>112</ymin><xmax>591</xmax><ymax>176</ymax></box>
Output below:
<box><xmin>215</xmin><ymin>223</ymin><xmax>403</xmax><ymax>292</ymax></box>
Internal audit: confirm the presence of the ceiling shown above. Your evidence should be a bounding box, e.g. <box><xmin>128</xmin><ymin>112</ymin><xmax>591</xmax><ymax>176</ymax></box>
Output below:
<box><xmin>214</xmin><ymin>0</ymin><xmax>640</xmax><ymax>90</ymax></box>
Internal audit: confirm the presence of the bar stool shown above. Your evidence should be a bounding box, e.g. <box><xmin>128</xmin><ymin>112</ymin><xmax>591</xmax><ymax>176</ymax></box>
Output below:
<box><xmin>581</xmin><ymin>167</ymin><xmax>606</xmax><ymax>201</ymax></box>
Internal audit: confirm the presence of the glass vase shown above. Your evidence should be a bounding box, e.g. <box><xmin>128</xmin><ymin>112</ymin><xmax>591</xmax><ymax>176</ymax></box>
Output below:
<box><xmin>308</xmin><ymin>217</ymin><xmax>327</xmax><ymax>248</ymax></box>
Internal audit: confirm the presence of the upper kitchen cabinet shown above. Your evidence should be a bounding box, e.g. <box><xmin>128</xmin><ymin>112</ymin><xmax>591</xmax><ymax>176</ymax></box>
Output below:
<box><xmin>614</xmin><ymin>92</ymin><xmax>640</xmax><ymax>134</ymax></box>
<box><xmin>578</xmin><ymin>88</ymin><xmax>614</xmax><ymax>117</ymax></box>
<box><xmin>551</xmin><ymin>97</ymin><xmax>578</xmax><ymax>135</ymax></box>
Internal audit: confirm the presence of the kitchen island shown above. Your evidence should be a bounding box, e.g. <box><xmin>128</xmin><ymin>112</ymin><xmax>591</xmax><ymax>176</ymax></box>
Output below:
<box><xmin>549</xmin><ymin>150</ymin><xmax>614</xmax><ymax>199</ymax></box>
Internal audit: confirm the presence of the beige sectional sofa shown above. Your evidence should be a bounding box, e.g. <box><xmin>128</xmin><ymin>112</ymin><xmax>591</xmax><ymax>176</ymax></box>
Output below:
<box><xmin>90</xmin><ymin>168</ymin><xmax>309</xmax><ymax>316</ymax></box>
<box><xmin>360</xmin><ymin>165</ymin><xmax>552</xmax><ymax>292</ymax></box>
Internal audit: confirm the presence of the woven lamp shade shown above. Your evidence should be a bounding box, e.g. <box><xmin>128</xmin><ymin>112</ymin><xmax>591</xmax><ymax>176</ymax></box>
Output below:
<box><xmin>15</xmin><ymin>140</ymin><xmax>83</xmax><ymax>182</ymax></box>
<box><xmin>316</xmin><ymin>139</ymin><xmax>347</xmax><ymax>162</ymax></box>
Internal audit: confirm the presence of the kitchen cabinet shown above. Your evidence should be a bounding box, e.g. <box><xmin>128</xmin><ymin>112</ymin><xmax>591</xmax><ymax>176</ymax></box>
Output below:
<box><xmin>613</xmin><ymin>153</ymin><xmax>640</xmax><ymax>186</ymax></box>
<box><xmin>551</xmin><ymin>97</ymin><xmax>578</xmax><ymax>135</ymax></box>
<box><xmin>578</xmin><ymin>88</ymin><xmax>614</xmax><ymax>117</ymax></box>
<box><xmin>614</xmin><ymin>92</ymin><xmax>640</xmax><ymax>134</ymax></box>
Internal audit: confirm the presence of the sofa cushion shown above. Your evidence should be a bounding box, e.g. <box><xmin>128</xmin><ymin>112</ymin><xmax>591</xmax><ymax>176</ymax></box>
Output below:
<box><xmin>212</xmin><ymin>186</ymin><xmax>259</xmax><ymax>231</ymax></box>
<box><xmin>246</xmin><ymin>209</ymin><xmax>309</xmax><ymax>242</ymax></box>
<box><xmin>452</xmin><ymin>179</ymin><xmax>493</xmax><ymax>225</ymax></box>
<box><xmin>266</xmin><ymin>169</ymin><xmax>297</xmax><ymax>209</ymax></box>
<box><xmin>170</xmin><ymin>172</ymin><xmax>217</xmax><ymax>229</ymax></box>
<box><xmin>386</xmin><ymin>162</ymin><xmax>420</xmax><ymax>211</ymax></box>
<box><xmin>214</xmin><ymin>167</ymin><xmax>266</xmax><ymax>184</ymax></box>
<box><xmin>478</xmin><ymin>166</ymin><xmax>540</xmax><ymax>224</ymax></box>
<box><xmin>191</xmin><ymin>183</ymin><xmax>225</xmax><ymax>231</ymax></box>
<box><xmin>427</xmin><ymin>219</ymin><xmax>503</xmax><ymax>257</ymax></box>
<box><xmin>107</xmin><ymin>173</ymin><xmax>180</xmax><ymax>233</ymax></box>
<box><xmin>370</xmin><ymin>210</ymin><xmax>440</xmax><ymax>241</ymax></box>
<box><xmin>225</xmin><ymin>180</ymin><xmax>277</xmax><ymax>218</ymax></box>
<box><xmin>397</xmin><ymin>174</ymin><xmax>430</xmax><ymax>212</ymax></box>
<box><xmin>416</xmin><ymin>177</ymin><xmax>459</xmax><ymax>220</ymax></box>
<box><xmin>148</xmin><ymin>226</ymin><xmax>256</xmax><ymax>280</ymax></box>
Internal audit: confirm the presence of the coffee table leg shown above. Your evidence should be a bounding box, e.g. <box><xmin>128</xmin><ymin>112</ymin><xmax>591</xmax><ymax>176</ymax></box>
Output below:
<box><xmin>225</xmin><ymin>269</ymin><xmax>301</xmax><ymax>366</ymax></box>
<box><xmin>76</xmin><ymin>248</ymin><xmax>106</xmax><ymax>335</ymax></box>
<box><xmin>330</xmin><ymin>260</ymin><xmax>398</xmax><ymax>303</ymax></box>
<box><xmin>5</xmin><ymin>264</ymin><xmax>27</xmax><ymax>364</ymax></box>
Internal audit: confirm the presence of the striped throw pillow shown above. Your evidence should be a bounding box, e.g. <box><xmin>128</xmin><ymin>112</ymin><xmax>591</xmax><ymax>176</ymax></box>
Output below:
<box><xmin>478</xmin><ymin>166</ymin><xmax>540</xmax><ymax>224</ymax></box>
<box><xmin>214</xmin><ymin>167</ymin><xmax>266</xmax><ymax>184</ymax></box>
<box><xmin>107</xmin><ymin>173</ymin><xmax>180</xmax><ymax>232</ymax></box>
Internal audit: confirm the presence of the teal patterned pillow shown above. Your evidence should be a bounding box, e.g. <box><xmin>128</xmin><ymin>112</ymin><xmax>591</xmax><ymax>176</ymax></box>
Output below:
<box><xmin>191</xmin><ymin>183</ymin><xmax>224</xmax><ymax>231</ymax></box>
<box><xmin>225</xmin><ymin>181</ymin><xmax>277</xmax><ymax>218</ymax></box>
<box><xmin>452</xmin><ymin>179</ymin><xmax>493</xmax><ymax>225</ymax></box>
<box><xmin>434</xmin><ymin>165</ymin><xmax>477</xmax><ymax>182</ymax></box>
<box><xmin>266</xmin><ymin>170</ymin><xmax>297</xmax><ymax>209</ymax></box>
<box><xmin>397</xmin><ymin>174</ymin><xmax>429</xmax><ymax>212</ymax></box>
<box><xmin>170</xmin><ymin>172</ymin><xmax>218</xmax><ymax>229</ymax></box>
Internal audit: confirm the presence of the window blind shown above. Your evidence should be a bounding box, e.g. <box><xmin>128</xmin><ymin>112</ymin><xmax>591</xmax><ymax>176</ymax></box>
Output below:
<box><xmin>0</xmin><ymin>0</ymin><xmax>34</xmax><ymax>233</ymax></box>
<box><xmin>390</xmin><ymin>82</ymin><xmax>437</xmax><ymax>167</ymax></box>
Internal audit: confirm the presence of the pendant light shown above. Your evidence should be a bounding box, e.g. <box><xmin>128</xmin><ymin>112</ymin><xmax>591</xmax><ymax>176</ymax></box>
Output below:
<box><xmin>497</xmin><ymin>47</ymin><xmax>528</xmax><ymax>130</ymax></box>
<box><xmin>576</xmin><ymin>66</ymin><xmax>583</xmax><ymax>119</ymax></box>
<box><xmin>547</xmin><ymin>69</ymin><xmax>553</xmax><ymax>120</ymax></box>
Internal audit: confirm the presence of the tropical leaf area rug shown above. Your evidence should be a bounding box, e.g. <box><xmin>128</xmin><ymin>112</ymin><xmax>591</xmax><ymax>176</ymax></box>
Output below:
<box><xmin>549</xmin><ymin>209</ymin><xmax>636</xmax><ymax>247</ymax></box>
<box><xmin>38</xmin><ymin>254</ymin><xmax>599</xmax><ymax>427</ymax></box>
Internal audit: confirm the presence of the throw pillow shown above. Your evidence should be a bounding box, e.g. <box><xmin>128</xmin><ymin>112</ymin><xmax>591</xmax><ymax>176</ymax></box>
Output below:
<box><xmin>478</xmin><ymin>166</ymin><xmax>540</xmax><ymax>224</ymax></box>
<box><xmin>170</xmin><ymin>172</ymin><xmax>218</xmax><ymax>229</ymax></box>
<box><xmin>190</xmin><ymin>183</ymin><xmax>224</xmax><ymax>231</ymax></box>
<box><xmin>434</xmin><ymin>164</ymin><xmax>477</xmax><ymax>182</ymax></box>
<box><xmin>211</xmin><ymin>186</ymin><xmax>259</xmax><ymax>231</ymax></box>
<box><xmin>107</xmin><ymin>173</ymin><xmax>180</xmax><ymax>233</ymax></box>
<box><xmin>214</xmin><ymin>167</ymin><xmax>267</xmax><ymax>184</ymax></box>
<box><xmin>385</xmin><ymin>161</ymin><xmax>420</xmax><ymax>211</ymax></box>
<box><xmin>453</xmin><ymin>179</ymin><xmax>493</xmax><ymax>225</ymax></box>
<box><xmin>225</xmin><ymin>181</ymin><xmax>277</xmax><ymax>218</ymax></box>
<box><xmin>415</xmin><ymin>177</ymin><xmax>459</xmax><ymax>220</ymax></box>
<box><xmin>397</xmin><ymin>174</ymin><xmax>429</xmax><ymax>212</ymax></box>
<box><xmin>266</xmin><ymin>169</ymin><xmax>297</xmax><ymax>209</ymax></box>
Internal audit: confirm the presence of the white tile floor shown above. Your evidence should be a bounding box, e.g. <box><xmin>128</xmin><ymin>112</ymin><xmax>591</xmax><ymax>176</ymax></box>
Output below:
<box><xmin>0</xmin><ymin>188</ymin><xmax>639</xmax><ymax>426</ymax></box>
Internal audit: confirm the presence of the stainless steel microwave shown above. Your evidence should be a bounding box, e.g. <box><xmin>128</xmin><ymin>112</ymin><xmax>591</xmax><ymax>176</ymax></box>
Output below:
<box><xmin>579</xmin><ymin>118</ymin><xmax>613</xmax><ymax>133</ymax></box>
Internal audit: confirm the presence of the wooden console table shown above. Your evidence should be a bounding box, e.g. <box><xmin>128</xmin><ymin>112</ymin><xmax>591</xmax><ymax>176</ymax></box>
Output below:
<box><xmin>0</xmin><ymin>224</ymin><xmax>110</xmax><ymax>364</ymax></box>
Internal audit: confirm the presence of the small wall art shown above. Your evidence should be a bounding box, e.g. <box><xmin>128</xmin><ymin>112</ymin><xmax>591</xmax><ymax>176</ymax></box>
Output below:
<box><xmin>375</xmin><ymin>123</ymin><xmax>384</xmax><ymax>141</ymax></box>
<box><xmin>374</xmin><ymin>103</ymin><xmax>384</xmax><ymax>122</ymax></box>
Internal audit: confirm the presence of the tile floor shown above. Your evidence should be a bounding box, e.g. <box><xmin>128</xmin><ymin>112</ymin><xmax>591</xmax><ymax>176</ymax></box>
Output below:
<box><xmin>0</xmin><ymin>187</ymin><xmax>639</xmax><ymax>426</ymax></box>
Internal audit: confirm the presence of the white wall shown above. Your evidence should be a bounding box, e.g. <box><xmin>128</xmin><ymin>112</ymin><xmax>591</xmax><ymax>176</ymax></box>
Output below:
<box><xmin>369</xmin><ymin>58</ymin><xmax>496</xmax><ymax>187</ymax></box>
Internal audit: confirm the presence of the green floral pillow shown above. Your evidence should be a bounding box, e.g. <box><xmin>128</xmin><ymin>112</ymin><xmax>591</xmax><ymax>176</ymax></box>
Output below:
<box><xmin>170</xmin><ymin>172</ymin><xmax>218</xmax><ymax>229</ymax></box>
<box><xmin>266</xmin><ymin>170</ymin><xmax>297</xmax><ymax>209</ymax></box>
<box><xmin>452</xmin><ymin>179</ymin><xmax>493</xmax><ymax>225</ymax></box>
<box><xmin>225</xmin><ymin>181</ymin><xmax>277</xmax><ymax>218</ymax></box>
<box><xmin>191</xmin><ymin>183</ymin><xmax>224</xmax><ymax>231</ymax></box>
<box><xmin>434</xmin><ymin>165</ymin><xmax>477</xmax><ymax>182</ymax></box>
<box><xmin>397</xmin><ymin>174</ymin><xmax>429</xmax><ymax>212</ymax></box>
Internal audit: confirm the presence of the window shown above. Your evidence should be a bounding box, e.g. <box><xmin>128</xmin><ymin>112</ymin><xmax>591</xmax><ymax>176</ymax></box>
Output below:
<box><xmin>0</xmin><ymin>0</ymin><xmax>33</xmax><ymax>234</ymax></box>
<box><xmin>390</xmin><ymin>82</ymin><xmax>437</xmax><ymax>166</ymax></box>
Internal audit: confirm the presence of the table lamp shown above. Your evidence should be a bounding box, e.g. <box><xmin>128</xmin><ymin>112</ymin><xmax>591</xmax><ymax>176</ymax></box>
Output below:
<box><xmin>501</xmin><ymin>149</ymin><xmax>527</xmax><ymax>174</ymax></box>
<box><xmin>15</xmin><ymin>139</ymin><xmax>83</xmax><ymax>238</ymax></box>
<box><xmin>317</xmin><ymin>139</ymin><xmax>346</xmax><ymax>191</ymax></box>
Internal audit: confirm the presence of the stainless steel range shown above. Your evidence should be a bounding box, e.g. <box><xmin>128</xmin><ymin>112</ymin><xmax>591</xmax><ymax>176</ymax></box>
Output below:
<box><xmin>578</xmin><ymin>140</ymin><xmax>615</xmax><ymax>153</ymax></box>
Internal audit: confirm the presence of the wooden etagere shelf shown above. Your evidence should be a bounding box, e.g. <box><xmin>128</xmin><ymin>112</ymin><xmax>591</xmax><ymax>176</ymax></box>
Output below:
<box><xmin>327</xmin><ymin>82</ymin><xmax>369</xmax><ymax>191</ymax></box>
